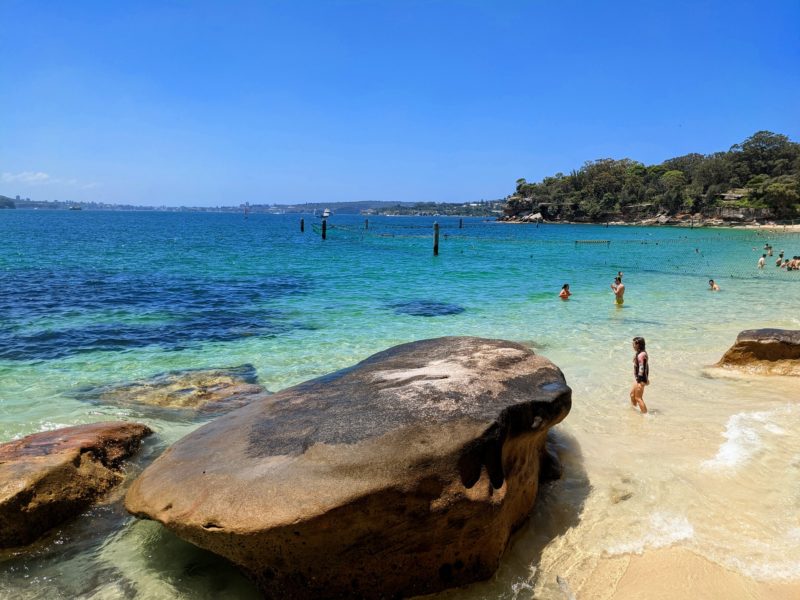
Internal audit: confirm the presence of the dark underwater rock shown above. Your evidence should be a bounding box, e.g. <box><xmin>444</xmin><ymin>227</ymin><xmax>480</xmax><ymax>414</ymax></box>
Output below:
<box><xmin>391</xmin><ymin>300</ymin><xmax>465</xmax><ymax>317</ymax></box>
<box><xmin>0</xmin><ymin>270</ymin><xmax>311</xmax><ymax>360</ymax></box>
<box><xmin>125</xmin><ymin>336</ymin><xmax>571</xmax><ymax>599</ymax></box>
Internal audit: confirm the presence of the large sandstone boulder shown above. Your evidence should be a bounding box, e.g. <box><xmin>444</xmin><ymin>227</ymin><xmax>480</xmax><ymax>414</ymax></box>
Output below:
<box><xmin>125</xmin><ymin>337</ymin><xmax>571</xmax><ymax>599</ymax></box>
<box><xmin>717</xmin><ymin>329</ymin><xmax>800</xmax><ymax>375</ymax></box>
<box><xmin>0</xmin><ymin>421</ymin><xmax>152</xmax><ymax>548</ymax></box>
<box><xmin>76</xmin><ymin>365</ymin><xmax>266</xmax><ymax>413</ymax></box>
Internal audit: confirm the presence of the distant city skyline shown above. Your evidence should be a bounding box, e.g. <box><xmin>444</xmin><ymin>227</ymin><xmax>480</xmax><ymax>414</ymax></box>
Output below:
<box><xmin>2</xmin><ymin>0</ymin><xmax>798</xmax><ymax>207</ymax></box>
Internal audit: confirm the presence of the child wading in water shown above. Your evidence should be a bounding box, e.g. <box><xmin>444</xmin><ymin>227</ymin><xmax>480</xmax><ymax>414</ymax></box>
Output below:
<box><xmin>630</xmin><ymin>337</ymin><xmax>649</xmax><ymax>413</ymax></box>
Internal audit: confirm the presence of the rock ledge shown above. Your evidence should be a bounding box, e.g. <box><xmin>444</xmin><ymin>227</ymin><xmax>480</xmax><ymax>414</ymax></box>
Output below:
<box><xmin>717</xmin><ymin>329</ymin><xmax>800</xmax><ymax>375</ymax></box>
<box><xmin>0</xmin><ymin>421</ymin><xmax>152</xmax><ymax>548</ymax></box>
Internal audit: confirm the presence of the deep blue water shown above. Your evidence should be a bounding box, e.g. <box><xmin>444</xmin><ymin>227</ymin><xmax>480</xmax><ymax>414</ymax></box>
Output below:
<box><xmin>2</xmin><ymin>210</ymin><xmax>800</xmax><ymax>599</ymax></box>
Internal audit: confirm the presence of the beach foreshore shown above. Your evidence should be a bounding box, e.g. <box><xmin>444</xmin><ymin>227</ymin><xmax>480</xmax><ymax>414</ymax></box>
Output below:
<box><xmin>577</xmin><ymin>547</ymin><xmax>800</xmax><ymax>600</ymax></box>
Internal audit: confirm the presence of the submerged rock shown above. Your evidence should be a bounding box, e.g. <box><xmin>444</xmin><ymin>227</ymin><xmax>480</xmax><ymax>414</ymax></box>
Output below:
<box><xmin>78</xmin><ymin>365</ymin><xmax>266</xmax><ymax>413</ymax></box>
<box><xmin>0</xmin><ymin>421</ymin><xmax>152</xmax><ymax>548</ymax></box>
<box><xmin>717</xmin><ymin>329</ymin><xmax>800</xmax><ymax>376</ymax></box>
<box><xmin>125</xmin><ymin>336</ymin><xmax>571</xmax><ymax>599</ymax></box>
<box><xmin>391</xmin><ymin>300</ymin><xmax>465</xmax><ymax>317</ymax></box>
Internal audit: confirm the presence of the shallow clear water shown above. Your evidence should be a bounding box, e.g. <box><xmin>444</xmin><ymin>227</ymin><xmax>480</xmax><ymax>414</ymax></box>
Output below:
<box><xmin>1</xmin><ymin>211</ymin><xmax>799</xmax><ymax>598</ymax></box>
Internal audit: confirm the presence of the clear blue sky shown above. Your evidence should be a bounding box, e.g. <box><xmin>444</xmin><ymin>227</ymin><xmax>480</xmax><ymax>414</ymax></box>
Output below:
<box><xmin>2</xmin><ymin>0</ymin><xmax>798</xmax><ymax>207</ymax></box>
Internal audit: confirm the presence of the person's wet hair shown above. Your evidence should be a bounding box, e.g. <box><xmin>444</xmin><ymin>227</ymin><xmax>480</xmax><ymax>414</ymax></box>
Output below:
<box><xmin>633</xmin><ymin>336</ymin><xmax>646</xmax><ymax>351</ymax></box>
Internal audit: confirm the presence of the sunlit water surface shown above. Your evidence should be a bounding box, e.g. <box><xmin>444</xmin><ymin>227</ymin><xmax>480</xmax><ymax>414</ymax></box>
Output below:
<box><xmin>1</xmin><ymin>212</ymin><xmax>799</xmax><ymax>599</ymax></box>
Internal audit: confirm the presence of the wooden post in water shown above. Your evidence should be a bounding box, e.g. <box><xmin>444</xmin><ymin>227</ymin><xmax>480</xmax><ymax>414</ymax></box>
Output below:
<box><xmin>433</xmin><ymin>222</ymin><xmax>439</xmax><ymax>256</ymax></box>
<box><xmin>322</xmin><ymin>219</ymin><xmax>327</xmax><ymax>240</ymax></box>
<box><xmin>459</xmin><ymin>218</ymin><xmax>463</xmax><ymax>229</ymax></box>
<box><xmin>365</xmin><ymin>219</ymin><xmax>369</xmax><ymax>230</ymax></box>
<box><xmin>300</xmin><ymin>218</ymin><xmax>305</xmax><ymax>232</ymax></box>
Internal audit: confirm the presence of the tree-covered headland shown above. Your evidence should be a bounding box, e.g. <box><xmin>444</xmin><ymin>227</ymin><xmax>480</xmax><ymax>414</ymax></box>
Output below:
<box><xmin>503</xmin><ymin>131</ymin><xmax>800</xmax><ymax>223</ymax></box>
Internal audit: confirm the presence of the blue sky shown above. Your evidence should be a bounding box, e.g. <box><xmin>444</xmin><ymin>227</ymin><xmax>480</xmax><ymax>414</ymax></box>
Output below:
<box><xmin>1</xmin><ymin>0</ymin><xmax>798</xmax><ymax>207</ymax></box>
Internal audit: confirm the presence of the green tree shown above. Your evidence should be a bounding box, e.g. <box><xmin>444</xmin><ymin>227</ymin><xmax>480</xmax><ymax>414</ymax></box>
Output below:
<box><xmin>761</xmin><ymin>179</ymin><xmax>800</xmax><ymax>218</ymax></box>
<box><xmin>731</xmin><ymin>131</ymin><xmax>800</xmax><ymax>178</ymax></box>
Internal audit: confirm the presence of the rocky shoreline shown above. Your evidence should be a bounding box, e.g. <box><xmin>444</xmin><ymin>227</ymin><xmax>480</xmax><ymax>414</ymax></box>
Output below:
<box><xmin>499</xmin><ymin>212</ymin><xmax>799</xmax><ymax>228</ymax></box>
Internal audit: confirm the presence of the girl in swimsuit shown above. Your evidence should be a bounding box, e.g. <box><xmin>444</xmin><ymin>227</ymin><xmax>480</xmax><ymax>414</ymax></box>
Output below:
<box><xmin>630</xmin><ymin>336</ymin><xmax>648</xmax><ymax>414</ymax></box>
<box><xmin>559</xmin><ymin>283</ymin><xmax>571</xmax><ymax>300</ymax></box>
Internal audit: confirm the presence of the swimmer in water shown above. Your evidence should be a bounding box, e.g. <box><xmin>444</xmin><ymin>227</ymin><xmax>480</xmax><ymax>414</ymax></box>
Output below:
<box><xmin>559</xmin><ymin>283</ymin><xmax>571</xmax><ymax>300</ymax></box>
<box><xmin>630</xmin><ymin>336</ymin><xmax>649</xmax><ymax>414</ymax></box>
<box><xmin>611</xmin><ymin>277</ymin><xmax>625</xmax><ymax>305</ymax></box>
<box><xmin>709</xmin><ymin>279</ymin><xmax>720</xmax><ymax>291</ymax></box>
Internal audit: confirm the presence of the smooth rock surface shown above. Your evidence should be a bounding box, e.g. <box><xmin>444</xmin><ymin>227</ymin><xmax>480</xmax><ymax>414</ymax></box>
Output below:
<box><xmin>717</xmin><ymin>329</ymin><xmax>800</xmax><ymax>375</ymax></box>
<box><xmin>125</xmin><ymin>337</ymin><xmax>571</xmax><ymax>599</ymax></box>
<box><xmin>0</xmin><ymin>421</ymin><xmax>152</xmax><ymax>548</ymax></box>
<box><xmin>77</xmin><ymin>365</ymin><xmax>266</xmax><ymax>413</ymax></box>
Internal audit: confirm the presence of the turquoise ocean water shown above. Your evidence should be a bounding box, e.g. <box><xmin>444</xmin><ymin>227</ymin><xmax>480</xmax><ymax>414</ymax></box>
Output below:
<box><xmin>2</xmin><ymin>211</ymin><xmax>800</xmax><ymax>598</ymax></box>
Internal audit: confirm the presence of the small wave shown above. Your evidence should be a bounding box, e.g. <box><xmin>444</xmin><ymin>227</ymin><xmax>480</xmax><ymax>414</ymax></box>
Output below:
<box><xmin>701</xmin><ymin>410</ymin><xmax>780</xmax><ymax>471</ymax></box>
<box><xmin>725</xmin><ymin>555</ymin><xmax>800</xmax><ymax>581</ymax></box>
<box><xmin>12</xmin><ymin>421</ymin><xmax>73</xmax><ymax>440</ymax></box>
<box><xmin>607</xmin><ymin>512</ymin><xmax>694</xmax><ymax>555</ymax></box>
<box><xmin>509</xmin><ymin>577</ymin><xmax>535</xmax><ymax>598</ymax></box>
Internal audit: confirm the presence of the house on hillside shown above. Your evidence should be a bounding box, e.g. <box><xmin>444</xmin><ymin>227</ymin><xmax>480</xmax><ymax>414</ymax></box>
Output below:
<box><xmin>717</xmin><ymin>188</ymin><xmax>749</xmax><ymax>201</ymax></box>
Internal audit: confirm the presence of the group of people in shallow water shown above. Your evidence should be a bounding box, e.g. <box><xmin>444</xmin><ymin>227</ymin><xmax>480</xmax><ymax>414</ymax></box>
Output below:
<box><xmin>757</xmin><ymin>244</ymin><xmax>800</xmax><ymax>270</ymax></box>
<box><xmin>559</xmin><ymin>270</ymin><xmax>628</xmax><ymax>303</ymax></box>
<box><xmin>559</xmin><ymin>273</ymin><xmax>650</xmax><ymax>413</ymax></box>
<box><xmin>555</xmin><ymin>239</ymin><xmax>797</xmax><ymax>417</ymax></box>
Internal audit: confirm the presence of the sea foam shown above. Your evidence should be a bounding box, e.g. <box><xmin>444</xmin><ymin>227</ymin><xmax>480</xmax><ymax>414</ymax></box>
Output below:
<box><xmin>702</xmin><ymin>410</ymin><xmax>782</xmax><ymax>471</ymax></box>
<box><xmin>607</xmin><ymin>512</ymin><xmax>694</xmax><ymax>555</ymax></box>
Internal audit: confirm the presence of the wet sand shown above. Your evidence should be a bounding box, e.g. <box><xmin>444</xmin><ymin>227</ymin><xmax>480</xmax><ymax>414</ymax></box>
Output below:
<box><xmin>580</xmin><ymin>547</ymin><xmax>800</xmax><ymax>600</ymax></box>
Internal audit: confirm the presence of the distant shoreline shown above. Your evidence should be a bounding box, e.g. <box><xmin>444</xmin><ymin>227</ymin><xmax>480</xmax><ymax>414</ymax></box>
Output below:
<box><xmin>499</xmin><ymin>217</ymin><xmax>800</xmax><ymax>231</ymax></box>
<box><xmin>6</xmin><ymin>208</ymin><xmax>800</xmax><ymax>231</ymax></box>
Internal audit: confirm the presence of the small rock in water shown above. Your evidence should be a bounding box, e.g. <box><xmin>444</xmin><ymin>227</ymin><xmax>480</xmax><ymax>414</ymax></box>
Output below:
<box><xmin>76</xmin><ymin>364</ymin><xmax>267</xmax><ymax>413</ymax></box>
<box><xmin>391</xmin><ymin>300</ymin><xmax>465</xmax><ymax>317</ymax></box>
<box><xmin>0</xmin><ymin>422</ymin><xmax>152</xmax><ymax>548</ymax></box>
<box><xmin>557</xmin><ymin>575</ymin><xmax>577</xmax><ymax>600</ymax></box>
<box><xmin>716</xmin><ymin>328</ymin><xmax>800</xmax><ymax>376</ymax></box>
<box><xmin>611</xmin><ymin>491</ymin><xmax>634</xmax><ymax>504</ymax></box>
<box><xmin>611</xmin><ymin>476</ymin><xmax>637</xmax><ymax>504</ymax></box>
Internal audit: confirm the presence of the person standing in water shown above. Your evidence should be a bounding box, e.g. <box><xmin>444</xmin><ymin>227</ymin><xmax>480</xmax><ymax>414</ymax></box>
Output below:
<box><xmin>559</xmin><ymin>283</ymin><xmax>571</xmax><ymax>300</ymax></box>
<box><xmin>611</xmin><ymin>276</ymin><xmax>625</xmax><ymax>305</ymax></box>
<box><xmin>758</xmin><ymin>254</ymin><xmax>766</xmax><ymax>269</ymax></box>
<box><xmin>630</xmin><ymin>336</ymin><xmax>649</xmax><ymax>413</ymax></box>
<box><xmin>708</xmin><ymin>279</ymin><xmax>720</xmax><ymax>291</ymax></box>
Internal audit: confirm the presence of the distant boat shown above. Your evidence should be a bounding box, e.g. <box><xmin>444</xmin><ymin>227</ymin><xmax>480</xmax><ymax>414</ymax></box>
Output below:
<box><xmin>69</xmin><ymin>205</ymin><xmax>82</xmax><ymax>211</ymax></box>
<box><xmin>320</xmin><ymin>208</ymin><xmax>331</xmax><ymax>218</ymax></box>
